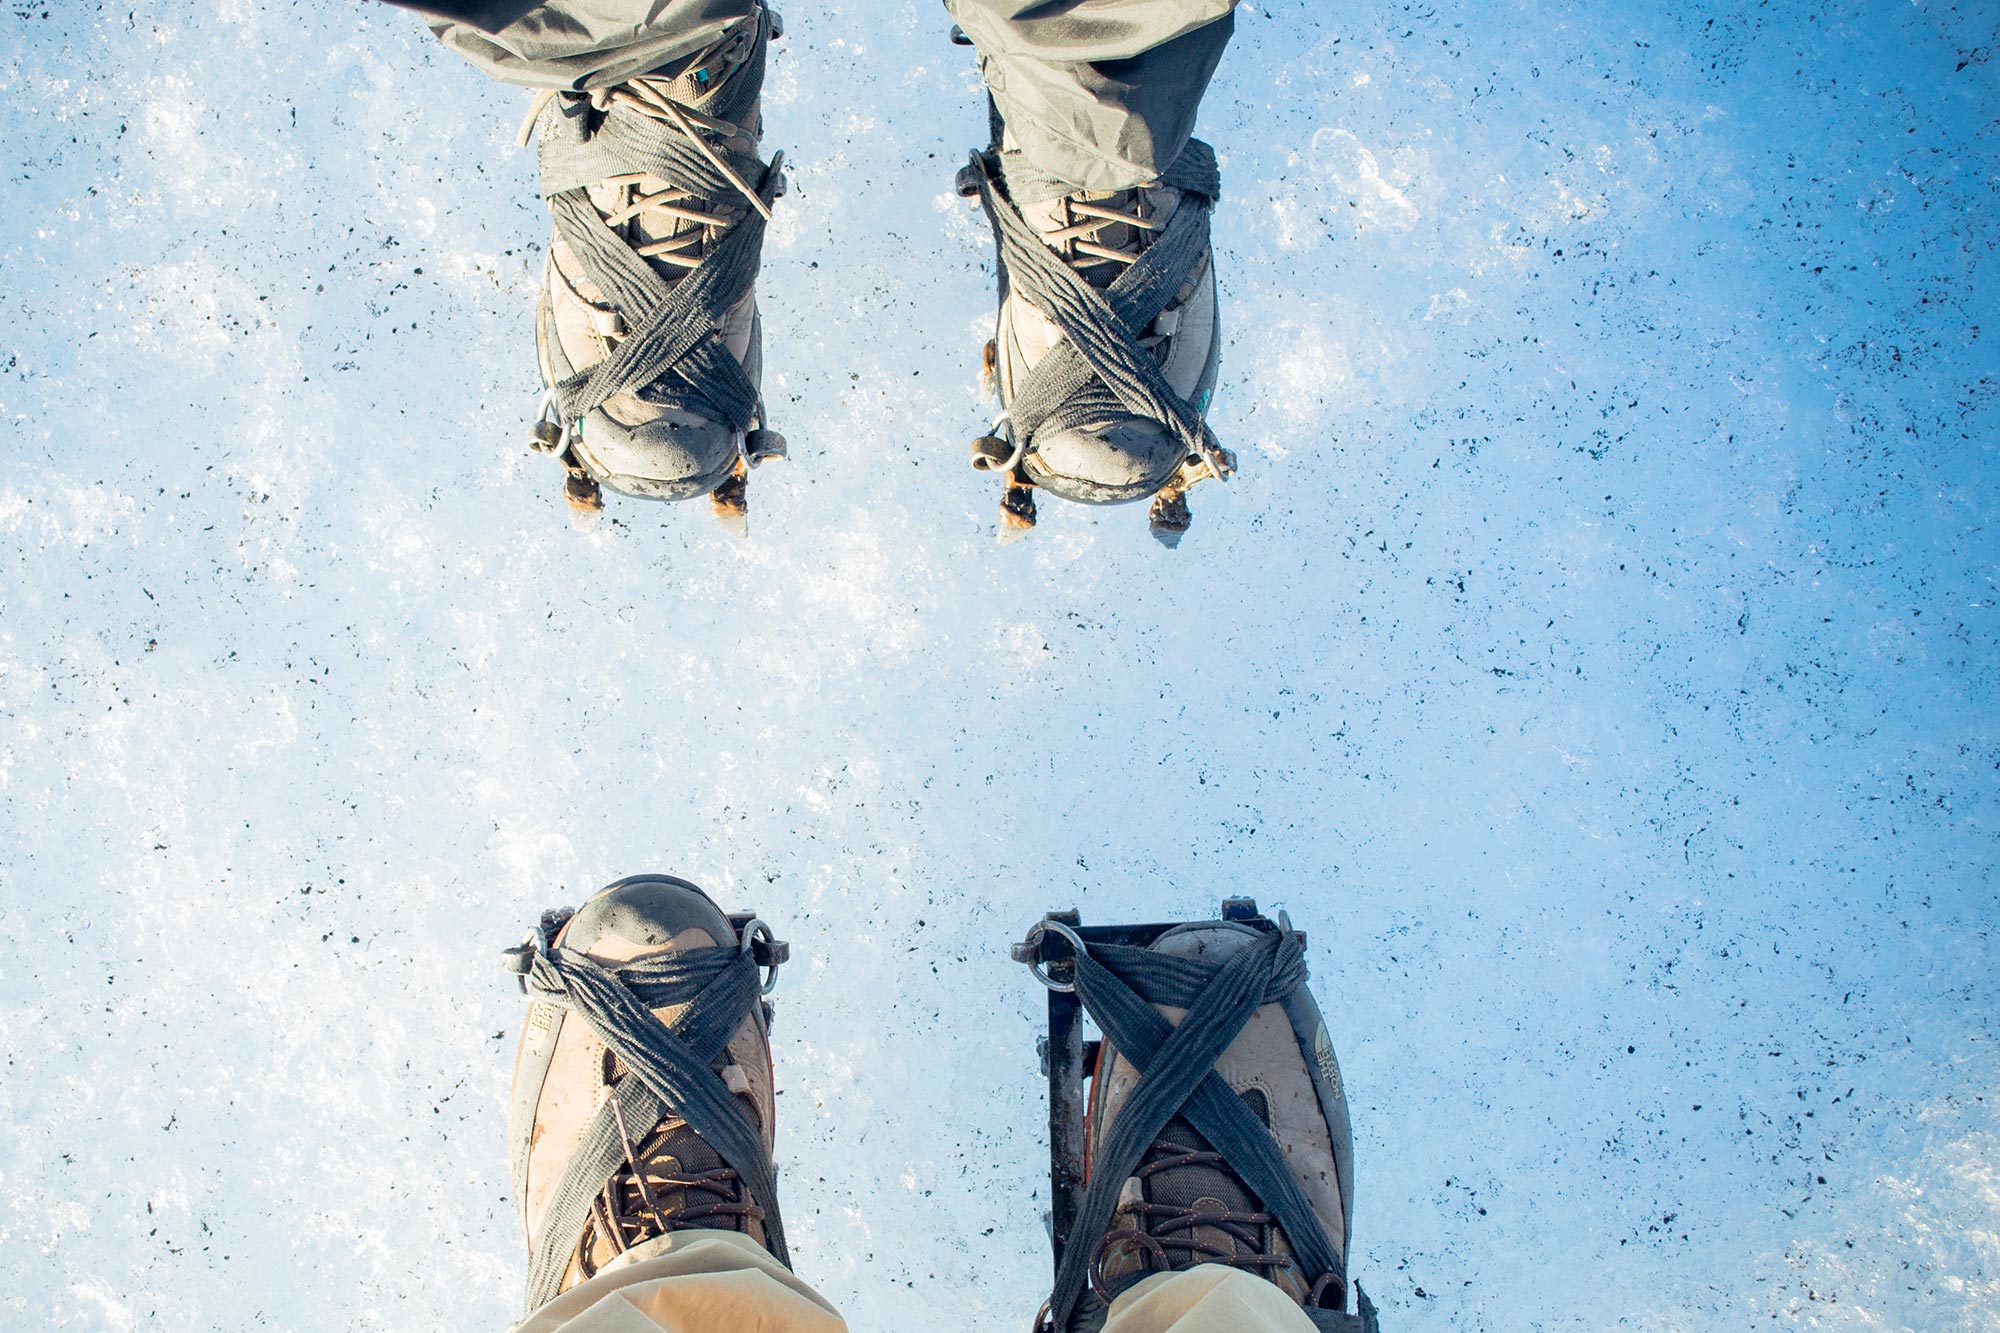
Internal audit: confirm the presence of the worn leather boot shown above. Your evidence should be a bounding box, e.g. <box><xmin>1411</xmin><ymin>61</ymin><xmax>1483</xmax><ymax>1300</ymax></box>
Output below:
<box><xmin>1079</xmin><ymin>919</ymin><xmax>1364</xmax><ymax>1327</ymax></box>
<box><xmin>504</xmin><ymin>875</ymin><xmax>789</xmax><ymax>1309</ymax></box>
<box><xmin>523</xmin><ymin>8</ymin><xmax>788</xmax><ymax>528</ymax></box>
<box><xmin>961</xmin><ymin>127</ymin><xmax>1233</xmax><ymax>545</ymax></box>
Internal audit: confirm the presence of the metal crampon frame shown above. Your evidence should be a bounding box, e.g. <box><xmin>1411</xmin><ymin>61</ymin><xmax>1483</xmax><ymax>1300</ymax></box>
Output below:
<box><xmin>503</xmin><ymin>906</ymin><xmax>792</xmax><ymax>1003</ymax></box>
<box><xmin>530</xmin><ymin>399</ymin><xmax>788</xmax><ymax>534</ymax></box>
<box><xmin>1010</xmin><ymin>898</ymin><xmax>1303</xmax><ymax>1291</ymax></box>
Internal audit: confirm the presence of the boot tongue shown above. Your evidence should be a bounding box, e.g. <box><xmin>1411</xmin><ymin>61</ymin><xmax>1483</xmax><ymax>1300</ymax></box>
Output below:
<box><xmin>639</xmin><ymin>1119</ymin><xmax>754</xmax><ymax>1228</ymax></box>
<box><xmin>1020</xmin><ymin>187</ymin><xmax>1182</xmax><ymax>292</ymax></box>
<box><xmin>627</xmin><ymin>60</ymin><xmax>749</xmax><ymax>129</ymax></box>
<box><xmin>585</xmin><ymin>34</ymin><xmax>762</xmax><ymax>278</ymax></box>
<box><xmin>1143</xmin><ymin>1113</ymin><xmax>1265</xmax><ymax>1260</ymax></box>
<box><xmin>647</xmin><ymin>1121</ymin><xmax>725</xmax><ymax>1198</ymax></box>
<box><xmin>576</xmin><ymin>1117</ymin><xmax>751</xmax><ymax>1277</ymax></box>
<box><xmin>628</xmin><ymin>20</ymin><xmax>756</xmax><ymax>114</ymax></box>
<box><xmin>584</xmin><ymin>168</ymin><xmax>721</xmax><ymax>283</ymax></box>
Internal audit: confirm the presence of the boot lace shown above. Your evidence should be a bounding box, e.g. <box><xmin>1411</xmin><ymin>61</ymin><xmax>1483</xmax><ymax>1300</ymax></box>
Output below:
<box><xmin>1042</xmin><ymin>190</ymin><xmax>1172</xmax><ymax>356</ymax></box>
<box><xmin>1085</xmin><ymin>1135</ymin><xmax>1343</xmax><ymax>1308</ymax></box>
<box><xmin>573</xmin><ymin>1066</ymin><xmax>766</xmax><ymax>1281</ymax></box>
<box><xmin>1043</xmin><ymin>191</ymin><xmax>1163</xmax><ymax>278</ymax></box>
<box><xmin>517</xmin><ymin>27</ymin><xmax>772</xmax><ymax>280</ymax></box>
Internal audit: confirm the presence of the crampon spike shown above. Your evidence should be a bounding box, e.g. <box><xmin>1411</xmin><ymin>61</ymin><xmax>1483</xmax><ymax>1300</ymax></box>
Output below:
<box><xmin>999</xmin><ymin>478</ymin><xmax>1037</xmax><ymax>545</ymax></box>
<box><xmin>564</xmin><ymin>471</ymin><xmax>604</xmax><ymax>526</ymax></box>
<box><xmin>711</xmin><ymin>461</ymin><xmax>750</xmax><ymax>537</ymax></box>
<box><xmin>1148</xmin><ymin>488</ymin><xmax>1191</xmax><ymax>548</ymax></box>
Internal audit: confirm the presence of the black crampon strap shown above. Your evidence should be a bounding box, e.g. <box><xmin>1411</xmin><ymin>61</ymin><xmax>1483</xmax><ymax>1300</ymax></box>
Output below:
<box><xmin>968</xmin><ymin>139</ymin><xmax>1229</xmax><ymax>480</ymax></box>
<box><xmin>517</xmin><ymin>933</ymin><xmax>785</xmax><ymax>1308</ymax></box>
<box><xmin>1049</xmin><ymin>927</ymin><xmax>1354</xmax><ymax>1331</ymax></box>
<box><xmin>532</xmin><ymin>12</ymin><xmax>781</xmax><ymax>433</ymax></box>
<box><xmin>1309</xmin><ymin>1283</ymin><xmax>1381</xmax><ymax>1332</ymax></box>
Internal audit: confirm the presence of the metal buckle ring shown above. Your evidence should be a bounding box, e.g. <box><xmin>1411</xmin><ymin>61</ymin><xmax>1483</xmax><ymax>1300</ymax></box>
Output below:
<box><xmin>738</xmin><ymin>917</ymin><xmax>782</xmax><ymax>995</ymax></box>
<box><xmin>1022</xmin><ymin>918</ymin><xmax>1086</xmax><ymax>993</ymax></box>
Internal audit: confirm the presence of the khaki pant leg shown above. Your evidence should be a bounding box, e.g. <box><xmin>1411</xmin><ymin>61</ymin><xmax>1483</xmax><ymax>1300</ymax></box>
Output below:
<box><xmin>425</xmin><ymin>0</ymin><xmax>762</xmax><ymax>91</ymax></box>
<box><xmin>944</xmin><ymin>0</ymin><xmax>1238</xmax><ymax>194</ymax></box>
<box><xmin>1099</xmin><ymin>1264</ymin><xmax>1319</xmax><ymax>1333</ymax></box>
<box><xmin>513</xmin><ymin>1229</ymin><xmax>846</xmax><ymax>1333</ymax></box>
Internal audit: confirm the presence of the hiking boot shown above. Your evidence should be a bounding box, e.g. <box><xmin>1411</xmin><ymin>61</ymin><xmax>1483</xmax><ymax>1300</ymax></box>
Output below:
<box><xmin>1088</xmin><ymin>919</ymin><xmax>1351</xmax><ymax>1308</ymax></box>
<box><xmin>504</xmin><ymin>875</ymin><xmax>790</xmax><ymax>1309</ymax></box>
<box><xmin>1019</xmin><ymin>909</ymin><xmax>1373</xmax><ymax>1331</ymax></box>
<box><xmin>522</xmin><ymin>8</ymin><xmax>789</xmax><ymax>528</ymax></box>
<box><xmin>961</xmin><ymin>134</ymin><xmax>1234</xmax><ymax>545</ymax></box>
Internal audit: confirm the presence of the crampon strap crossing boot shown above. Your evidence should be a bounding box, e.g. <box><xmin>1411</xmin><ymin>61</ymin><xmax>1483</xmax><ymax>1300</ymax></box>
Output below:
<box><xmin>522</xmin><ymin>7</ymin><xmax>788</xmax><ymax>532</ymax></box>
<box><xmin>958</xmin><ymin>112</ymin><xmax>1235</xmax><ymax>547</ymax></box>
<box><xmin>1015</xmin><ymin>903</ymin><xmax>1378</xmax><ymax>1332</ymax></box>
<box><xmin>503</xmin><ymin>875</ymin><xmax>791</xmax><ymax>1309</ymax></box>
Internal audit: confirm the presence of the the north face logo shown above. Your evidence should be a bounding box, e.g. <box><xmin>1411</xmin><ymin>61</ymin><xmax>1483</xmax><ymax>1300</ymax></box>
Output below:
<box><xmin>1315</xmin><ymin>1026</ymin><xmax>1340</xmax><ymax>1094</ymax></box>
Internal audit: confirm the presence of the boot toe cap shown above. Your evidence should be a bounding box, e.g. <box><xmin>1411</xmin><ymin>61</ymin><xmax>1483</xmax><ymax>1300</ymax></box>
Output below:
<box><xmin>562</xmin><ymin>874</ymin><xmax>734</xmax><ymax>957</ymax></box>
<box><xmin>1024</xmin><ymin>418</ymin><xmax>1182</xmax><ymax>505</ymax></box>
<box><xmin>576</xmin><ymin>407</ymin><xmax>741</xmax><ymax>502</ymax></box>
